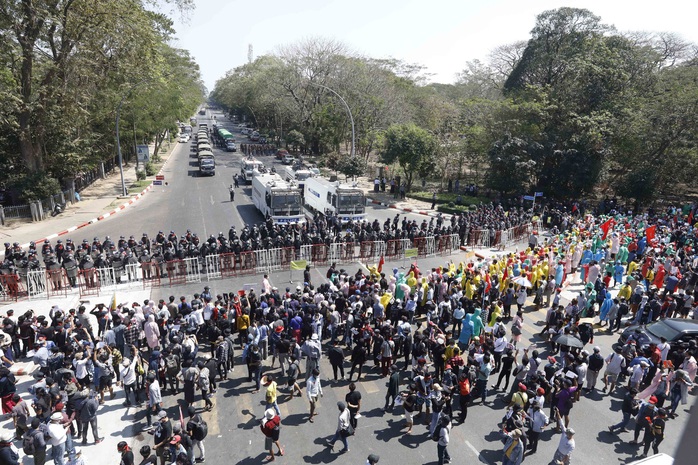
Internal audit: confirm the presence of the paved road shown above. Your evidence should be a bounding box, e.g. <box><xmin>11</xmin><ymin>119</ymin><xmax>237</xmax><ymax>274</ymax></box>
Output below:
<box><xmin>134</xmin><ymin>253</ymin><xmax>691</xmax><ymax>465</ymax></box>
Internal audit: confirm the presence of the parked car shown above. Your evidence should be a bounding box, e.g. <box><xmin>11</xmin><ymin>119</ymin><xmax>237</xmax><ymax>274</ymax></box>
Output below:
<box><xmin>619</xmin><ymin>318</ymin><xmax>698</xmax><ymax>352</ymax></box>
<box><xmin>282</xmin><ymin>153</ymin><xmax>295</xmax><ymax>165</ymax></box>
<box><xmin>275</xmin><ymin>149</ymin><xmax>289</xmax><ymax>160</ymax></box>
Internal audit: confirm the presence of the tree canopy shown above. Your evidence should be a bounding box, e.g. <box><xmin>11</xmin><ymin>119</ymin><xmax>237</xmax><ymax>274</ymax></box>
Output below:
<box><xmin>0</xmin><ymin>0</ymin><xmax>204</xmax><ymax>201</ymax></box>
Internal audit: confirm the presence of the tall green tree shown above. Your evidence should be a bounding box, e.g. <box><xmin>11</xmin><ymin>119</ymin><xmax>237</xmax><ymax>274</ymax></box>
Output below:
<box><xmin>380</xmin><ymin>124</ymin><xmax>436</xmax><ymax>191</ymax></box>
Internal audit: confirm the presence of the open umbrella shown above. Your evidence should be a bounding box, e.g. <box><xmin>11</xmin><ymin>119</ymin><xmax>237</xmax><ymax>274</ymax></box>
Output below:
<box><xmin>512</xmin><ymin>276</ymin><xmax>532</xmax><ymax>288</ymax></box>
<box><xmin>553</xmin><ymin>333</ymin><xmax>584</xmax><ymax>349</ymax></box>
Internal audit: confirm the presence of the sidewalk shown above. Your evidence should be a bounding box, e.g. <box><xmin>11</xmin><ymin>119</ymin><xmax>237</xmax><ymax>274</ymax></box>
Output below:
<box><xmin>353</xmin><ymin>177</ymin><xmax>440</xmax><ymax>215</ymax></box>
<box><xmin>0</xmin><ymin>145</ymin><xmax>175</xmax><ymax>255</ymax></box>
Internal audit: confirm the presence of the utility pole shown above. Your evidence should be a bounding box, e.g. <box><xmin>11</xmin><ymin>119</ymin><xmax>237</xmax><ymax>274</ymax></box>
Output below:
<box><xmin>307</xmin><ymin>82</ymin><xmax>355</xmax><ymax>158</ymax></box>
<box><xmin>248</xmin><ymin>44</ymin><xmax>253</xmax><ymax>63</ymax></box>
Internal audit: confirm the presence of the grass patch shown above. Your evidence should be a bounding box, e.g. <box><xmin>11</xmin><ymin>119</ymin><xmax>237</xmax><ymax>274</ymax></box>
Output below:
<box><xmin>128</xmin><ymin>180</ymin><xmax>151</xmax><ymax>191</ymax></box>
<box><xmin>407</xmin><ymin>191</ymin><xmax>487</xmax><ymax>206</ymax></box>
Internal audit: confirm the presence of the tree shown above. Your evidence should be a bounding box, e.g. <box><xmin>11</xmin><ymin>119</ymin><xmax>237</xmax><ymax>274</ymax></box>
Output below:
<box><xmin>380</xmin><ymin>124</ymin><xmax>436</xmax><ymax>191</ymax></box>
<box><xmin>336</xmin><ymin>156</ymin><xmax>366</xmax><ymax>181</ymax></box>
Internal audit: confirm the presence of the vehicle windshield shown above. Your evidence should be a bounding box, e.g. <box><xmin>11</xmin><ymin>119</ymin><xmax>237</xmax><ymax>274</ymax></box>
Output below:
<box><xmin>338</xmin><ymin>194</ymin><xmax>364</xmax><ymax>207</ymax></box>
<box><xmin>295</xmin><ymin>172</ymin><xmax>311</xmax><ymax>181</ymax></box>
<box><xmin>645</xmin><ymin>321</ymin><xmax>680</xmax><ymax>341</ymax></box>
<box><xmin>271</xmin><ymin>193</ymin><xmax>301</xmax><ymax>209</ymax></box>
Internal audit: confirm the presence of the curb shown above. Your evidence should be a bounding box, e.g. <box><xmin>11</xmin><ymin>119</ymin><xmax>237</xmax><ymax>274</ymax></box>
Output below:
<box><xmin>2</xmin><ymin>157</ymin><xmax>171</xmax><ymax>256</ymax></box>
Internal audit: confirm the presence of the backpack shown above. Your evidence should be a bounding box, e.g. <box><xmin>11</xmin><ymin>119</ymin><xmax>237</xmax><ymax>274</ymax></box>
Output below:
<box><xmin>165</xmin><ymin>355</ymin><xmax>179</xmax><ymax>376</ymax></box>
<box><xmin>22</xmin><ymin>432</ymin><xmax>36</xmax><ymax>456</ymax></box>
<box><xmin>431</xmin><ymin>425</ymin><xmax>443</xmax><ymax>442</ymax></box>
<box><xmin>192</xmin><ymin>417</ymin><xmax>208</xmax><ymax>440</ymax></box>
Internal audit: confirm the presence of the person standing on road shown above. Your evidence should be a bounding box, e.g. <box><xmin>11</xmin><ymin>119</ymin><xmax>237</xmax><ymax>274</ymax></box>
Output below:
<box><xmin>186</xmin><ymin>406</ymin><xmax>207</xmax><ymax>463</ymax></box>
<box><xmin>327</xmin><ymin>340</ymin><xmax>345</xmax><ymax>381</ymax></box>
<box><xmin>263</xmin><ymin>374</ymin><xmax>280</xmax><ymax>416</ymax></box>
<box><xmin>431</xmin><ymin>192</ymin><xmax>437</xmax><ymax>210</ymax></box>
<box><xmin>435</xmin><ymin>414</ymin><xmax>452</xmax><ymax>465</ymax></box>
<box><xmin>549</xmin><ymin>409</ymin><xmax>575</xmax><ymax>465</ymax></box>
<box><xmin>367</xmin><ymin>454</ymin><xmax>380</xmax><ymax>465</ymax></box>
<box><xmin>327</xmin><ymin>402</ymin><xmax>351</xmax><ymax>454</ymax></box>
<box><xmin>384</xmin><ymin>364</ymin><xmax>400</xmax><ymax>411</ymax></box>
<box><xmin>229</xmin><ymin>185</ymin><xmax>235</xmax><ymax>202</ymax></box>
<box><xmin>525</xmin><ymin>400</ymin><xmax>548</xmax><ymax>455</ymax></box>
<box><xmin>639</xmin><ymin>407</ymin><xmax>667</xmax><ymax>459</ymax></box>
<box><xmin>260</xmin><ymin>408</ymin><xmax>284</xmax><ymax>461</ymax></box>
<box><xmin>306</xmin><ymin>368</ymin><xmax>323</xmax><ymax>422</ymax></box>
<box><xmin>345</xmin><ymin>382</ymin><xmax>362</xmax><ymax>430</ymax></box>
<box><xmin>197</xmin><ymin>361</ymin><xmax>213</xmax><ymax>411</ymax></box>
<box><xmin>47</xmin><ymin>412</ymin><xmax>67</xmax><ymax>465</ymax></box>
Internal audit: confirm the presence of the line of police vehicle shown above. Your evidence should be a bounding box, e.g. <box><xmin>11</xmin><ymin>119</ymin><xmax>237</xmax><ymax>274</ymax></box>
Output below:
<box><xmin>242</xmin><ymin>157</ymin><xmax>366</xmax><ymax>225</ymax></box>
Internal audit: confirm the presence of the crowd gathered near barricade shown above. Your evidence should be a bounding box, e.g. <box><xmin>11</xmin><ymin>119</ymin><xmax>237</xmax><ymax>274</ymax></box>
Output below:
<box><xmin>1</xmin><ymin>203</ymin><xmax>534</xmax><ymax>281</ymax></box>
<box><xmin>0</xmin><ymin>204</ymin><xmax>696</xmax><ymax>465</ymax></box>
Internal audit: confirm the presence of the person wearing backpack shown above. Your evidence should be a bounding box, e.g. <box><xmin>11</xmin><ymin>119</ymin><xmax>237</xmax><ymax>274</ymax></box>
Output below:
<box><xmin>23</xmin><ymin>418</ymin><xmax>47</xmax><ymax>465</ymax></box>
<box><xmin>186</xmin><ymin>406</ymin><xmax>207</xmax><ymax>463</ymax></box>
<box><xmin>163</xmin><ymin>349</ymin><xmax>180</xmax><ymax>394</ymax></box>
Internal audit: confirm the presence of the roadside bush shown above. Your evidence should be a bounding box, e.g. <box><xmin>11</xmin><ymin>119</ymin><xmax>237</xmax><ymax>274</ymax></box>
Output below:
<box><xmin>16</xmin><ymin>172</ymin><xmax>61</xmax><ymax>202</ymax></box>
<box><xmin>144</xmin><ymin>162</ymin><xmax>156</xmax><ymax>176</ymax></box>
<box><xmin>136</xmin><ymin>170</ymin><xmax>147</xmax><ymax>181</ymax></box>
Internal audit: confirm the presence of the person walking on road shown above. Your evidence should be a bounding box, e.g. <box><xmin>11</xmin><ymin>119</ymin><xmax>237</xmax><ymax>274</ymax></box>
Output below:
<box><xmin>327</xmin><ymin>340</ymin><xmax>345</xmax><ymax>381</ymax></box>
<box><xmin>639</xmin><ymin>407</ymin><xmax>667</xmax><ymax>458</ymax></box>
<box><xmin>260</xmin><ymin>408</ymin><xmax>284</xmax><ymax>461</ymax></box>
<box><xmin>345</xmin><ymin>382</ymin><xmax>362</xmax><ymax>430</ymax></box>
<box><xmin>608</xmin><ymin>387</ymin><xmax>639</xmax><ymax>434</ymax></box>
<box><xmin>229</xmin><ymin>185</ymin><xmax>235</xmax><ymax>202</ymax></box>
<box><xmin>549</xmin><ymin>408</ymin><xmax>575</xmax><ymax>465</ymax></box>
<box><xmin>431</xmin><ymin>192</ymin><xmax>437</xmax><ymax>210</ymax></box>
<box><xmin>327</xmin><ymin>402</ymin><xmax>351</xmax><ymax>453</ymax></box>
<box><xmin>186</xmin><ymin>406</ymin><xmax>207</xmax><ymax>464</ymax></box>
<box><xmin>306</xmin><ymin>368</ymin><xmax>323</xmax><ymax>422</ymax></box>
<box><xmin>501</xmin><ymin>428</ymin><xmax>524</xmax><ymax>465</ymax></box>
<box><xmin>47</xmin><ymin>412</ymin><xmax>67</xmax><ymax>465</ymax></box>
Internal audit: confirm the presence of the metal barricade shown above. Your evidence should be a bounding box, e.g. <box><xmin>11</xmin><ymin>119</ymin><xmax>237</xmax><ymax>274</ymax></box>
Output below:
<box><xmin>46</xmin><ymin>268</ymin><xmax>70</xmax><ymax>296</ymax></box>
<box><xmin>254</xmin><ymin>249</ymin><xmax>269</xmax><ymax>273</ymax></box>
<box><xmin>124</xmin><ymin>263</ymin><xmax>142</xmax><ymax>287</ymax></box>
<box><xmin>342</xmin><ymin>242</ymin><xmax>358</xmax><ymax>263</ymax></box>
<box><xmin>183</xmin><ymin>257</ymin><xmax>201</xmax><ymax>283</ymax></box>
<box><xmin>448</xmin><ymin>234</ymin><xmax>460</xmax><ymax>251</ymax></box>
<box><xmin>424</xmin><ymin>237</ymin><xmax>435</xmax><ymax>257</ymax></box>
<box><xmin>437</xmin><ymin>236</ymin><xmax>450</xmax><ymax>255</ymax></box>
<box><xmin>311</xmin><ymin>244</ymin><xmax>328</xmax><ymax>266</ymax></box>
<box><xmin>385</xmin><ymin>239</ymin><xmax>403</xmax><ymax>260</ymax></box>
<box><xmin>280</xmin><ymin>247</ymin><xmax>295</xmax><ymax>269</ymax></box>
<box><xmin>299</xmin><ymin>245</ymin><xmax>313</xmax><ymax>265</ymax></box>
<box><xmin>97</xmin><ymin>267</ymin><xmax>117</xmax><ymax>290</ymax></box>
<box><xmin>266</xmin><ymin>248</ymin><xmax>281</xmax><ymax>272</ymax></box>
<box><xmin>141</xmin><ymin>262</ymin><xmax>162</xmax><ymax>288</ymax></box>
<box><xmin>0</xmin><ymin>274</ymin><xmax>23</xmax><ymax>301</ymax></box>
<box><xmin>413</xmin><ymin>237</ymin><xmax>427</xmax><ymax>257</ymax></box>
<box><xmin>359</xmin><ymin>241</ymin><xmax>374</xmax><ymax>262</ymax></box>
<box><xmin>26</xmin><ymin>269</ymin><xmax>47</xmax><ymax>299</ymax></box>
<box><xmin>78</xmin><ymin>268</ymin><xmax>101</xmax><ymax>297</ymax></box>
<box><xmin>219</xmin><ymin>253</ymin><xmax>236</xmax><ymax>277</ymax></box>
<box><xmin>328</xmin><ymin>243</ymin><xmax>343</xmax><ymax>264</ymax></box>
<box><xmin>205</xmin><ymin>254</ymin><xmax>221</xmax><ymax>281</ymax></box>
<box><xmin>236</xmin><ymin>251</ymin><xmax>256</xmax><ymax>275</ymax></box>
<box><xmin>166</xmin><ymin>260</ymin><xmax>186</xmax><ymax>286</ymax></box>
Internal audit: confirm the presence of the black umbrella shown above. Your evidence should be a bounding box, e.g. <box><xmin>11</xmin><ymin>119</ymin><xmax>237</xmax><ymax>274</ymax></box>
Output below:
<box><xmin>553</xmin><ymin>333</ymin><xmax>584</xmax><ymax>349</ymax></box>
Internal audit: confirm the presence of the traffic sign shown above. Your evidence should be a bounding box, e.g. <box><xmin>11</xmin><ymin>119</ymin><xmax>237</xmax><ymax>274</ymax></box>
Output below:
<box><xmin>156</xmin><ymin>175</ymin><xmax>165</xmax><ymax>180</ymax></box>
<box><xmin>153</xmin><ymin>180</ymin><xmax>163</xmax><ymax>186</ymax></box>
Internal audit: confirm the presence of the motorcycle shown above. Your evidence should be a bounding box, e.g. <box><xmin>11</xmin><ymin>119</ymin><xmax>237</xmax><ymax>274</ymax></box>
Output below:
<box><xmin>51</xmin><ymin>202</ymin><xmax>67</xmax><ymax>217</ymax></box>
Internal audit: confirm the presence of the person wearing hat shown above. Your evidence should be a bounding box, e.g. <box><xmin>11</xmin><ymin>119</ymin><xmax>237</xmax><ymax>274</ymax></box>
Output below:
<box><xmin>550</xmin><ymin>408</ymin><xmax>575</xmax><ymax>465</ymax></box>
<box><xmin>508</xmin><ymin>383</ymin><xmax>528</xmax><ymax>410</ymax></box>
<box><xmin>47</xmin><ymin>411</ymin><xmax>68</xmax><ymax>465</ymax></box>
<box><xmin>366</xmin><ymin>453</ymin><xmax>380</xmax><ymax>465</ymax></box>
<box><xmin>167</xmin><ymin>435</ymin><xmax>186</xmax><ymax>462</ymax></box>
<box><xmin>525</xmin><ymin>400</ymin><xmax>549</xmax><ymax>455</ymax></box>
<box><xmin>327</xmin><ymin>401</ymin><xmax>351</xmax><ymax>453</ymax></box>
<box><xmin>603</xmin><ymin>346</ymin><xmax>626</xmax><ymax>394</ymax></box>
<box><xmin>0</xmin><ymin>429</ymin><xmax>18</xmax><ymax>464</ymax></box>
<box><xmin>260</xmin><ymin>408</ymin><xmax>284</xmax><ymax>461</ymax></box>
<box><xmin>629</xmin><ymin>360</ymin><xmax>650</xmax><ymax>392</ymax></box>
<box><xmin>639</xmin><ymin>407</ymin><xmax>667</xmax><ymax>458</ymax></box>
<box><xmin>501</xmin><ymin>428</ymin><xmax>524</xmax><ymax>465</ymax></box>
<box><xmin>153</xmin><ymin>410</ymin><xmax>173</xmax><ymax>465</ymax></box>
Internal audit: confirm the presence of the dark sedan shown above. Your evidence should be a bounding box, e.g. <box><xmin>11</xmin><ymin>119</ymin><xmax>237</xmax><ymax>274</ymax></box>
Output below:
<box><xmin>619</xmin><ymin>318</ymin><xmax>698</xmax><ymax>351</ymax></box>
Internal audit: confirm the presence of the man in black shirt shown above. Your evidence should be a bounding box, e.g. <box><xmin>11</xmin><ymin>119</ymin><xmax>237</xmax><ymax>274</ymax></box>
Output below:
<box><xmin>345</xmin><ymin>383</ymin><xmax>362</xmax><ymax>429</ymax></box>
<box><xmin>328</xmin><ymin>341</ymin><xmax>345</xmax><ymax>381</ymax></box>
<box><xmin>153</xmin><ymin>411</ymin><xmax>173</xmax><ymax>465</ymax></box>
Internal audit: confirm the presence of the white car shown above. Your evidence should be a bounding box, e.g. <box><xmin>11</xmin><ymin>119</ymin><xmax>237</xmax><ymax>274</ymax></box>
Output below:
<box><xmin>179</xmin><ymin>134</ymin><xmax>190</xmax><ymax>143</ymax></box>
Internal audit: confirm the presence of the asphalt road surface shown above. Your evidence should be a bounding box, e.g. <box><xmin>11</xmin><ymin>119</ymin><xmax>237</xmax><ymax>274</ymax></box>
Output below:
<box><xmin>134</xmin><ymin>253</ymin><xmax>691</xmax><ymax>465</ymax></box>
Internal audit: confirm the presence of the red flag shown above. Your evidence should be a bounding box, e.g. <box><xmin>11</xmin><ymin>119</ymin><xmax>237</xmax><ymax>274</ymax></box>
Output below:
<box><xmin>377</xmin><ymin>255</ymin><xmax>385</xmax><ymax>273</ymax></box>
<box><xmin>645</xmin><ymin>225</ymin><xmax>656</xmax><ymax>243</ymax></box>
<box><xmin>484</xmin><ymin>273</ymin><xmax>492</xmax><ymax>294</ymax></box>
<box><xmin>688</xmin><ymin>209</ymin><xmax>694</xmax><ymax>225</ymax></box>
<box><xmin>599</xmin><ymin>218</ymin><xmax>614</xmax><ymax>240</ymax></box>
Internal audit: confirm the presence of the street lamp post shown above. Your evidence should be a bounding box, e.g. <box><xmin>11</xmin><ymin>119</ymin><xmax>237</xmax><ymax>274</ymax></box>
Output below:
<box><xmin>308</xmin><ymin>82</ymin><xmax>355</xmax><ymax>157</ymax></box>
